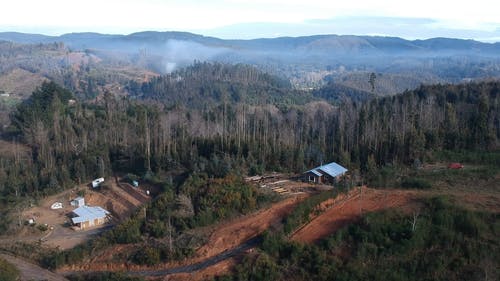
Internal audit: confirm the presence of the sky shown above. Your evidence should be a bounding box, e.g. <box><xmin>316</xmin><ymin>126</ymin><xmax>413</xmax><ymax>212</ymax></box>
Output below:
<box><xmin>1</xmin><ymin>0</ymin><xmax>500</xmax><ymax>41</ymax></box>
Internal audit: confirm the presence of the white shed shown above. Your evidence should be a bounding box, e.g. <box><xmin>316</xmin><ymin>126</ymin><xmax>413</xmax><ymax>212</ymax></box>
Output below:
<box><xmin>70</xmin><ymin>196</ymin><xmax>85</xmax><ymax>207</ymax></box>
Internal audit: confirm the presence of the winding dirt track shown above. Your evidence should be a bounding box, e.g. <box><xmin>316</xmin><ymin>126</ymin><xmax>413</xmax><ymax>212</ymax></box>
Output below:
<box><xmin>59</xmin><ymin>195</ymin><xmax>308</xmax><ymax>274</ymax></box>
<box><xmin>60</xmin><ymin>189</ymin><xmax>420</xmax><ymax>279</ymax></box>
<box><xmin>291</xmin><ymin>187</ymin><xmax>418</xmax><ymax>243</ymax></box>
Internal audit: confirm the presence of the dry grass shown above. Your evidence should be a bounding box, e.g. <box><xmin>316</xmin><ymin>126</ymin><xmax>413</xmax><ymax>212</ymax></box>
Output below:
<box><xmin>0</xmin><ymin>68</ymin><xmax>47</xmax><ymax>98</ymax></box>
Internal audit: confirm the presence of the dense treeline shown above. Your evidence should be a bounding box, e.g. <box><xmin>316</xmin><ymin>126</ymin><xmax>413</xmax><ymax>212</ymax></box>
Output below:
<box><xmin>218</xmin><ymin>197</ymin><xmax>499</xmax><ymax>281</ymax></box>
<box><xmin>1</xmin><ymin>76</ymin><xmax>499</xmax><ymax>205</ymax></box>
<box><xmin>0</xmin><ymin>65</ymin><xmax>498</xmax><ymax>226</ymax></box>
<box><xmin>128</xmin><ymin>62</ymin><xmax>312</xmax><ymax>107</ymax></box>
<box><xmin>313</xmin><ymin>81</ymin><xmax>374</xmax><ymax>103</ymax></box>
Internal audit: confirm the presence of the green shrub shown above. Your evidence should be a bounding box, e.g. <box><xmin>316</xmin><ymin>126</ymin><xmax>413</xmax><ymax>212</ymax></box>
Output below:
<box><xmin>111</xmin><ymin>218</ymin><xmax>142</xmax><ymax>244</ymax></box>
<box><xmin>0</xmin><ymin>258</ymin><xmax>20</xmax><ymax>281</ymax></box>
<box><xmin>132</xmin><ymin>246</ymin><xmax>161</xmax><ymax>266</ymax></box>
<box><xmin>37</xmin><ymin>224</ymin><xmax>49</xmax><ymax>232</ymax></box>
<box><xmin>401</xmin><ymin>177</ymin><xmax>432</xmax><ymax>189</ymax></box>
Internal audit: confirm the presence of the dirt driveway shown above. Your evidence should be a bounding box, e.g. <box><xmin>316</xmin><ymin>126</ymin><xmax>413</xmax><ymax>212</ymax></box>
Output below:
<box><xmin>58</xmin><ymin>194</ymin><xmax>309</xmax><ymax>273</ymax></box>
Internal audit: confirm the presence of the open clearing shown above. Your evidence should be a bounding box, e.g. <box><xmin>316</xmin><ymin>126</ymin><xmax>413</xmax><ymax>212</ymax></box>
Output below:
<box><xmin>58</xmin><ymin>193</ymin><xmax>309</xmax><ymax>273</ymax></box>
<box><xmin>7</xmin><ymin>177</ymin><xmax>151</xmax><ymax>250</ymax></box>
<box><xmin>291</xmin><ymin>187</ymin><xmax>419</xmax><ymax>243</ymax></box>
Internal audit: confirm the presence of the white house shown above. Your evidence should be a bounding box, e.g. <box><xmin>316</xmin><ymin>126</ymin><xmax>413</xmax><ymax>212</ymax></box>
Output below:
<box><xmin>71</xmin><ymin>205</ymin><xmax>110</xmax><ymax>230</ymax></box>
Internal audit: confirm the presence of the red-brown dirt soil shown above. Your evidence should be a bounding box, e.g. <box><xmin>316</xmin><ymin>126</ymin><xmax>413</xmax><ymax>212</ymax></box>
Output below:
<box><xmin>3</xmin><ymin>177</ymin><xmax>152</xmax><ymax>250</ymax></box>
<box><xmin>291</xmin><ymin>187</ymin><xmax>420</xmax><ymax>243</ymax></box>
<box><xmin>59</xmin><ymin>194</ymin><xmax>308</xmax><ymax>273</ymax></box>
<box><xmin>195</xmin><ymin>194</ymin><xmax>308</xmax><ymax>258</ymax></box>
<box><xmin>158</xmin><ymin>258</ymin><xmax>237</xmax><ymax>281</ymax></box>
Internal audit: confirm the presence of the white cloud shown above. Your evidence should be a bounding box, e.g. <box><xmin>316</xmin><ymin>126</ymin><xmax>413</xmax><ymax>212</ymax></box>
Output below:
<box><xmin>0</xmin><ymin>0</ymin><xmax>499</xmax><ymax>36</ymax></box>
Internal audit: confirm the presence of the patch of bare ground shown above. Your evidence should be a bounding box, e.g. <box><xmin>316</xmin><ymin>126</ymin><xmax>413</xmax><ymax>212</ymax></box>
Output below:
<box><xmin>58</xmin><ymin>194</ymin><xmax>309</xmax><ymax>273</ymax></box>
<box><xmin>2</xmin><ymin>177</ymin><xmax>151</xmax><ymax>250</ymax></box>
<box><xmin>195</xmin><ymin>194</ymin><xmax>307</xmax><ymax>259</ymax></box>
<box><xmin>0</xmin><ymin>68</ymin><xmax>48</xmax><ymax>98</ymax></box>
<box><xmin>158</xmin><ymin>258</ymin><xmax>237</xmax><ymax>281</ymax></box>
<box><xmin>291</xmin><ymin>187</ymin><xmax>420</xmax><ymax>244</ymax></box>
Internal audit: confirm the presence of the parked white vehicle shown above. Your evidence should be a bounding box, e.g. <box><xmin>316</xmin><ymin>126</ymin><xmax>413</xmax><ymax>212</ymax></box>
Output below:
<box><xmin>50</xmin><ymin>202</ymin><xmax>63</xmax><ymax>209</ymax></box>
<box><xmin>92</xmin><ymin>177</ymin><xmax>105</xmax><ymax>188</ymax></box>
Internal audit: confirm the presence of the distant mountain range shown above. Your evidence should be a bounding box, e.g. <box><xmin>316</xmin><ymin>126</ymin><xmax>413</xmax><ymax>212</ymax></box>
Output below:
<box><xmin>1</xmin><ymin>31</ymin><xmax>500</xmax><ymax>96</ymax></box>
<box><xmin>1</xmin><ymin>31</ymin><xmax>499</xmax><ymax>55</ymax></box>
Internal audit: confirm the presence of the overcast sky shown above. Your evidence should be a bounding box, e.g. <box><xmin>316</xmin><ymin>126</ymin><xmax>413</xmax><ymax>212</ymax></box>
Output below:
<box><xmin>1</xmin><ymin>0</ymin><xmax>499</xmax><ymax>41</ymax></box>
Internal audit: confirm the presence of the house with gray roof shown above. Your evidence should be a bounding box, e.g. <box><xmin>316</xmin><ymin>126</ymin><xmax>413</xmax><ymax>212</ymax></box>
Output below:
<box><xmin>71</xmin><ymin>205</ymin><xmax>110</xmax><ymax>230</ymax></box>
<box><xmin>303</xmin><ymin>162</ymin><xmax>348</xmax><ymax>184</ymax></box>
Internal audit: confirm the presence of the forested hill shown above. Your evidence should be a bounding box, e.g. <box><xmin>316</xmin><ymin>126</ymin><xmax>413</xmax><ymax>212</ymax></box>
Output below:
<box><xmin>2</xmin><ymin>31</ymin><xmax>500</xmax><ymax>56</ymax></box>
<box><xmin>1</xmin><ymin>31</ymin><xmax>500</xmax><ymax>91</ymax></box>
<box><xmin>127</xmin><ymin>62</ymin><xmax>312</xmax><ymax>108</ymax></box>
<box><xmin>1</xmin><ymin>79</ymin><xmax>498</xmax><ymax>205</ymax></box>
<box><xmin>355</xmin><ymin>81</ymin><xmax>499</xmax><ymax>167</ymax></box>
<box><xmin>312</xmin><ymin>82</ymin><xmax>375</xmax><ymax>103</ymax></box>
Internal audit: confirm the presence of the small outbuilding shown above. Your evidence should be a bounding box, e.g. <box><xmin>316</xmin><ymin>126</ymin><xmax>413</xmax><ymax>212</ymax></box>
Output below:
<box><xmin>70</xmin><ymin>197</ymin><xmax>85</xmax><ymax>207</ymax></box>
<box><xmin>92</xmin><ymin>178</ymin><xmax>105</xmax><ymax>188</ymax></box>
<box><xmin>71</xmin><ymin>206</ymin><xmax>110</xmax><ymax>230</ymax></box>
<box><xmin>303</xmin><ymin>162</ymin><xmax>348</xmax><ymax>185</ymax></box>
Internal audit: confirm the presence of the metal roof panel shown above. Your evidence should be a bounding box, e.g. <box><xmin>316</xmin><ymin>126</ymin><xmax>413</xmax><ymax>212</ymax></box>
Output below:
<box><xmin>316</xmin><ymin>162</ymin><xmax>348</xmax><ymax>178</ymax></box>
<box><xmin>72</xmin><ymin>206</ymin><xmax>109</xmax><ymax>224</ymax></box>
<box><xmin>308</xmin><ymin>169</ymin><xmax>323</xmax><ymax>176</ymax></box>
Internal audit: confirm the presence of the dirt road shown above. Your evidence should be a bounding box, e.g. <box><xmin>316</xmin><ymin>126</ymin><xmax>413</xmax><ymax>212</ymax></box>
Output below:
<box><xmin>136</xmin><ymin>236</ymin><xmax>261</xmax><ymax>276</ymax></box>
<box><xmin>195</xmin><ymin>194</ymin><xmax>307</xmax><ymax>258</ymax></box>
<box><xmin>59</xmin><ymin>195</ymin><xmax>308</xmax><ymax>275</ymax></box>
